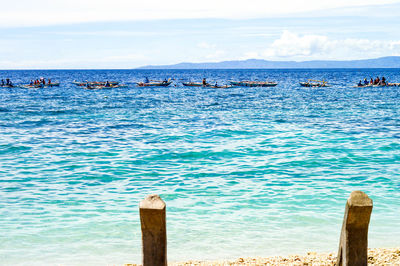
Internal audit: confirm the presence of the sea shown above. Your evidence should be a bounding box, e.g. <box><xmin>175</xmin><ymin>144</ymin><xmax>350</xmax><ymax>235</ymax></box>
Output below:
<box><xmin>0</xmin><ymin>69</ymin><xmax>399</xmax><ymax>265</ymax></box>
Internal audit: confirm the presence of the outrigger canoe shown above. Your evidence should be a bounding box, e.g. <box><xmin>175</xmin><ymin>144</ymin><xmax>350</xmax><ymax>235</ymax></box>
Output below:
<box><xmin>230</xmin><ymin>81</ymin><xmax>277</xmax><ymax>87</ymax></box>
<box><xmin>182</xmin><ymin>81</ymin><xmax>234</xmax><ymax>88</ymax></box>
<box><xmin>137</xmin><ymin>79</ymin><xmax>172</xmax><ymax>87</ymax></box>
<box><xmin>182</xmin><ymin>82</ymin><xmax>209</xmax><ymax>87</ymax></box>
<box><xmin>21</xmin><ymin>83</ymin><xmax>60</xmax><ymax>89</ymax></box>
<box><xmin>73</xmin><ymin>81</ymin><xmax>119</xmax><ymax>86</ymax></box>
<box><xmin>207</xmin><ymin>84</ymin><xmax>236</xmax><ymax>89</ymax></box>
<box><xmin>300</xmin><ymin>80</ymin><xmax>328</xmax><ymax>87</ymax></box>
<box><xmin>353</xmin><ymin>83</ymin><xmax>400</xmax><ymax>88</ymax></box>
<box><xmin>0</xmin><ymin>84</ymin><xmax>16</xmax><ymax>88</ymax></box>
<box><xmin>85</xmin><ymin>84</ymin><xmax>128</xmax><ymax>90</ymax></box>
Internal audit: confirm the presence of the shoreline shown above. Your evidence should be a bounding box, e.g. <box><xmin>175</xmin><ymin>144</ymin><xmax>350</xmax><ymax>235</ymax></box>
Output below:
<box><xmin>125</xmin><ymin>247</ymin><xmax>400</xmax><ymax>265</ymax></box>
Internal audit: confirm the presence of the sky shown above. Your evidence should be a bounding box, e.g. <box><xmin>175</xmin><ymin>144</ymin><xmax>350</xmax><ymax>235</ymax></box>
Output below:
<box><xmin>1</xmin><ymin>0</ymin><xmax>400</xmax><ymax>69</ymax></box>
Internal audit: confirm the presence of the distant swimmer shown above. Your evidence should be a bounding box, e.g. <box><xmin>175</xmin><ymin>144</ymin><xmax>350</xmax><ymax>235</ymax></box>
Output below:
<box><xmin>358</xmin><ymin>80</ymin><xmax>362</xmax><ymax>87</ymax></box>
<box><xmin>145</xmin><ymin>77</ymin><xmax>149</xmax><ymax>83</ymax></box>
<box><xmin>202</xmin><ymin>78</ymin><xmax>207</xmax><ymax>86</ymax></box>
<box><xmin>1</xmin><ymin>79</ymin><xmax>4</xmax><ymax>86</ymax></box>
<box><xmin>364</xmin><ymin>78</ymin><xmax>369</xmax><ymax>85</ymax></box>
<box><xmin>105</xmin><ymin>81</ymin><xmax>111</xmax><ymax>87</ymax></box>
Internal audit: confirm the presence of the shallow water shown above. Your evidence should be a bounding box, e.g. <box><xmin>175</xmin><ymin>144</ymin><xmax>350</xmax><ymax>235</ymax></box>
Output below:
<box><xmin>0</xmin><ymin>69</ymin><xmax>399</xmax><ymax>265</ymax></box>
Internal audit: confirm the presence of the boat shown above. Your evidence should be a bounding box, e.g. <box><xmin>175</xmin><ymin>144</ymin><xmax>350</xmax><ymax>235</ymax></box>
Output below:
<box><xmin>1</xmin><ymin>79</ymin><xmax>16</xmax><ymax>88</ymax></box>
<box><xmin>299</xmin><ymin>80</ymin><xmax>328</xmax><ymax>87</ymax></box>
<box><xmin>230</xmin><ymin>80</ymin><xmax>278</xmax><ymax>87</ymax></box>
<box><xmin>353</xmin><ymin>83</ymin><xmax>399</xmax><ymax>88</ymax></box>
<box><xmin>137</xmin><ymin>78</ymin><xmax>172</xmax><ymax>87</ymax></box>
<box><xmin>44</xmin><ymin>82</ymin><xmax>60</xmax><ymax>87</ymax></box>
<box><xmin>0</xmin><ymin>84</ymin><xmax>16</xmax><ymax>88</ymax></box>
<box><xmin>182</xmin><ymin>82</ymin><xmax>209</xmax><ymax>87</ymax></box>
<box><xmin>85</xmin><ymin>84</ymin><xmax>128</xmax><ymax>90</ymax></box>
<box><xmin>19</xmin><ymin>85</ymin><xmax>35</xmax><ymax>89</ymax></box>
<box><xmin>207</xmin><ymin>84</ymin><xmax>235</xmax><ymax>89</ymax></box>
<box><xmin>85</xmin><ymin>85</ymin><xmax>111</xmax><ymax>90</ymax></box>
<box><xmin>73</xmin><ymin>81</ymin><xmax>119</xmax><ymax>86</ymax></box>
<box><xmin>20</xmin><ymin>82</ymin><xmax>60</xmax><ymax>89</ymax></box>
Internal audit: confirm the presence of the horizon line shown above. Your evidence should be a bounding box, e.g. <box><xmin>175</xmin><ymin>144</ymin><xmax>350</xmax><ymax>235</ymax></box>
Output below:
<box><xmin>2</xmin><ymin>67</ymin><xmax>400</xmax><ymax>71</ymax></box>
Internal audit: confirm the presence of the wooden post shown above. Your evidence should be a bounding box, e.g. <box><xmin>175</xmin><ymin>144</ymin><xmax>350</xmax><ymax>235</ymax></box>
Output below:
<box><xmin>337</xmin><ymin>191</ymin><xmax>373</xmax><ymax>266</ymax></box>
<box><xmin>140</xmin><ymin>194</ymin><xmax>167</xmax><ymax>266</ymax></box>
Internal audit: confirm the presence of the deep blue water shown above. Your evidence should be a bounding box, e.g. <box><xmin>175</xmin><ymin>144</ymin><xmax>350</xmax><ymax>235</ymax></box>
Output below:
<box><xmin>0</xmin><ymin>69</ymin><xmax>399</xmax><ymax>265</ymax></box>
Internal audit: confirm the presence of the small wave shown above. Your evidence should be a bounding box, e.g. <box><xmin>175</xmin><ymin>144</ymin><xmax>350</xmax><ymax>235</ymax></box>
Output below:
<box><xmin>0</xmin><ymin>144</ymin><xmax>31</xmax><ymax>155</ymax></box>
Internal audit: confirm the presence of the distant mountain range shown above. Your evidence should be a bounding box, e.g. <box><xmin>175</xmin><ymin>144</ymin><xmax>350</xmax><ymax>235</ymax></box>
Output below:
<box><xmin>138</xmin><ymin>56</ymin><xmax>400</xmax><ymax>69</ymax></box>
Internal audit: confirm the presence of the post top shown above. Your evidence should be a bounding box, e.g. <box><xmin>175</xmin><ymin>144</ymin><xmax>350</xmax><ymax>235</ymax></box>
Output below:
<box><xmin>348</xmin><ymin>191</ymin><xmax>373</xmax><ymax>207</ymax></box>
<box><xmin>140</xmin><ymin>194</ymin><xmax>166</xmax><ymax>210</ymax></box>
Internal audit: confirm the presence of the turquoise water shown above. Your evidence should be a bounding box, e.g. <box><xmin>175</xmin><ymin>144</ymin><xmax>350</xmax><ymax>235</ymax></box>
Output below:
<box><xmin>0</xmin><ymin>69</ymin><xmax>399</xmax><ymax>265</ymax></box>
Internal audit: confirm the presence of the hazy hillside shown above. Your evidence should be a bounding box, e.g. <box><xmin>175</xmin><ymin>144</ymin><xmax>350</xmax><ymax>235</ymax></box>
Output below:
<box><xmin>138</xmin><ymin>56</ymin><xmax>400</xmax><ymax>69</ymax></box>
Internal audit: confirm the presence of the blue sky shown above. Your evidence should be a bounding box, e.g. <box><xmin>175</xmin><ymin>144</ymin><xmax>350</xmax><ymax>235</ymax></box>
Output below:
<box><xmin>1</xmin><ymin>0</ymin><xmax>400</xmax><ymax>69</ymax></box>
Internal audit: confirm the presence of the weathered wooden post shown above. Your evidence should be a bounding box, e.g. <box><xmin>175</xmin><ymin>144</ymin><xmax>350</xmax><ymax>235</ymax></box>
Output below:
<box><xmin>140</xmin><ymin>194</ymin><xmax>167</xmax><ymax>266</ymax></box>
<box><xmin>337</xmin><ymin>191</ymin><xmax>373</xmax><ymax>266</ymax></box>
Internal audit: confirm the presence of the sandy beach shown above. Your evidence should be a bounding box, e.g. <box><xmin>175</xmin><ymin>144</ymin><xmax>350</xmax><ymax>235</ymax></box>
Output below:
<box><xmin>125</xmin><ymin>247</ymin><xmax>400</xmax><ymax>265</ymax></box>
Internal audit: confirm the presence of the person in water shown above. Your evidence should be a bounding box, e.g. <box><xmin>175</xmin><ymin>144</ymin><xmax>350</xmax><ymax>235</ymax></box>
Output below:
<box><xmin>202</xmin><ymin>78</ymin><xmax>207</xmax><ymax>86</ymax></box>
<box><xmin>1</xmin><ymin>79</ymin><xmax>4</xmax><ymax>86</ymax></box>
<box><xmin>370</xmin><ymin>78</ymin><xmax>373</xmax><ymax>85</ymax></box>
<box><xmin>358</xmin><ymin>80</ymin><xmax>362</xmax><ymax>86</ymax></box>
<box><xmin>364</xmin><ymin>78</ymin><xmax>369</xmax><ymax>85</ymax></box>
<box><xmin>145</xmin><ymin>77</ymin><xmax>149</xmax><ymax>83</ymax></box>
<box><xmin>105</xmin><ymin>81</ymin><xmax>111</xmax><ymax>87</ymax></box>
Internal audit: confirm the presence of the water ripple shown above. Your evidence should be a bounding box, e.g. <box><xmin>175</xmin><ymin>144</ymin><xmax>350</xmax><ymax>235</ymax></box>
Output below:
<box><xmin>0</xmin><ymin>69</ymin><xmax>400</xmax><ymax>265</ymax></box>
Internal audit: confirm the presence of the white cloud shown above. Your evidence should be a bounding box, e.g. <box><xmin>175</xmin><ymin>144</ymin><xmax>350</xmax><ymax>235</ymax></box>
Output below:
<box><xmin>1</xmin><ymin>0</ymin><xmax>400</xmax><ymax>27</ymax></box>
<box><xmin>264</xmin><ymin>31</ymin><xmax>330</xmax><ymax>57</ymax></box>
<box><xmin>263</xmin><ymin>31</ymin><xmax>400</xmax><ymax>60</ymax></box>
<box><xmin>195</xmin><ymin>42</ymin><xmax>227</xmax><ymax>61</ymax></box>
